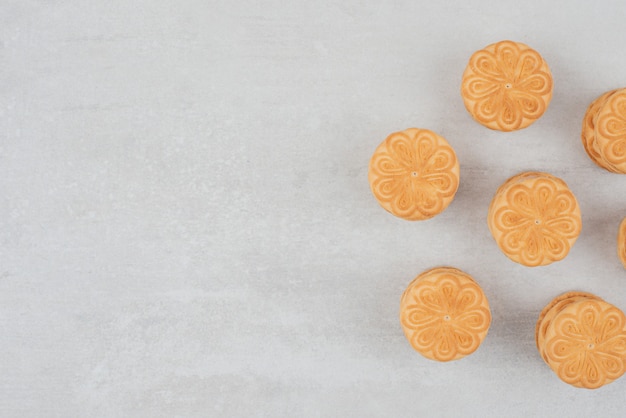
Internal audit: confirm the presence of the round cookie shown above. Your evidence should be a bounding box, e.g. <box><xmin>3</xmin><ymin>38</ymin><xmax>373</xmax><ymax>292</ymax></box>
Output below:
<box><xmin>618</xmin><ymin>217</ymin><xmax>626</xmax><ymax>269</ymax></box>
<box><xmin>488</xmin><ymin>172</ymin><xmax>582</xmax><ymax>267</ymax></box>
<box><xmin>581</xmin><ymin>90</ymin><xmax>622</xmax><ymax>173</ymax></box>
<box><xmin>461</xmin><ymin>40</ymin><xmax>553</xmax><ymax>131</ymax></box>
<box><xmin>595</xmin><ymin>88</ymin><xmax>626</xmax><ymax>173</ymax></box>
<box><xmin>535</xmin><ymin>292</ymin><xmax>600</xmax><ymax>363</ymax></box>
<box><xmin>536</xmin><ymin>292</ymin><xmax>626</xmax><ymax>389</ymax></box>
<box><xmin>368</xmin><ymin>128</ymin><xmax>460</xmax><ymax>221</ymax></box>
<box><xmin>399</xmin><ymin>267</ymin><xmax>491</xmax><ymax>362</ymax></box>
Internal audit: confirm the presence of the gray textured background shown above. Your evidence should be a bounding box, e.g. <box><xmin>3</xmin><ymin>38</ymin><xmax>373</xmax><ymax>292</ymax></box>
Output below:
<box><xmin>2</xmin><ymin>1</ymin><xmax>626</xmax><ymax>416</ymax></box>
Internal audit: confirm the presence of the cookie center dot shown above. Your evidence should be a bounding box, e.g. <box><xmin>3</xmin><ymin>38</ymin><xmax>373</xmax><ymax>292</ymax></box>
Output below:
<box><xmin>535</xmin><ymin>219</ymin><xmax>541</xmax><ymax>225</ymax></box>
<box><xmin>588</xmin><ymin>343</ymin><xmax>595</xmax><ymax>349</ymax></box>
<box><xmin>443</xmin><ymin>315</ymin><xmax>451</xmax><ymax>321</ymax></box>
<box><xmin>505</xmin><ymin>83</ymin><xmax>512</xmax><ymax>89</ymax></box>
<box><xmin>411</xmin><ymin>171</ymin><xmax>418</xmax><ymax>177</ymax></box>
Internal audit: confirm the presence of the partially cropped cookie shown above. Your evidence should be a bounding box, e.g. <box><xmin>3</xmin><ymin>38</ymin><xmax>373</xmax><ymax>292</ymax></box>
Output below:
<box><xmin>488</xmin><ymin>172</ymin><xmax>582</xmax><ymax>266</ymax></box>
<box><xmin>400</xmin><ymin>267</ymin><xmax>491</xmax><ymax>361</ymax></box>
<box><xmin>582</xmin><ymin>88</ymin><xmax>626</xmax><ymax>173</ymax></box>
<box><xmin>461</xmin><ymin>40</ymin><xmax>553</xmax><ymax>131</ymax></box>
<box><xmin>368</xmin><ymin>128</ymin><xmax>460</xmax><ymax>220</ymax></box>
<box><xmin>581</xmin><ymin>90</ymin><xmax>622</xmax><ymax>172</ymax></box>
<box><xmin>618</xmin><ymin>217</ymin><xmax>626</xmax><ymax>269</ymax></box>
<box><xmin>536</xmin><ymin>292</ymin><xmax>626</xmax><ymax>389</ymax></box>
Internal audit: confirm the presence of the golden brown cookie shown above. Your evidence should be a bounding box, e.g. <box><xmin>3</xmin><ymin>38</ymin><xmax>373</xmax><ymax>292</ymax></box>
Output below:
<box><xmin>399</xmin><ymin>267</ymin><xmax>491</xmax><ymax>361</ymax></box>
<box><xmin>595</xmin><ymin>88</ymin><xmax>626</xmax><ymax>173</ymax></box>
<box><xmin>581</xmin><ymin>90</ymin><xmax>622</xmax><ymax>173</ymax></box>
<box><xmin>618</xmin><ymin>217</ymin><xmax>626</xmax><ymax>269</ymax></box>
<box><xmin>536</xmin><ymin>292</ymin><xmax>626</xmax><ymax>389</ymax></box>
<box><xmin>368</xmin><ymin>128</ymin><xmax>460</xmax><ymax>220</ymax></box>
<box><xmin>488</xmin><ymin>172</ymin><xmax>582</xmax><ymax>266</ymax></box>
<box><xmin>535</xmin><ymin>292</ymin><xmax>600</xmax><ymax>363</ymax></box>
<box><xmin>461</xmin><ymin>40</ymin><xmax>553</xmax><ymax>131</ymax></box>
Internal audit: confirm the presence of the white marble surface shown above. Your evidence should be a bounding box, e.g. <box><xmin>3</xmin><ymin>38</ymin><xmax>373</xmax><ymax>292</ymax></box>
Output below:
<box><xmin>2</xmin><ymin>1</ymin><xmax>626</xmax><ymax>416</ymax></box>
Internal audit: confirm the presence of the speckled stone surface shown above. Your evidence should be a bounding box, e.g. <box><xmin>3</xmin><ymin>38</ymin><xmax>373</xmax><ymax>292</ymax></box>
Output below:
<box><xmin>1</xmin><ymin>1</ymin><xmax>626</xmax><ymax>416</ymax></box>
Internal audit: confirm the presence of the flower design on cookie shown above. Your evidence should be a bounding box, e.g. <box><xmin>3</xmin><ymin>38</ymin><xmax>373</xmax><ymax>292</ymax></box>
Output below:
<box><xmin>489</xmin><ymin>173</ymin><xmax>581</xmax><ymax>266</ymax></box>
<box><xmin>400</xmin><ymin>268</ymin><xmax>491</xmax><ymax>361</ymax></box>
<box><xmin>596</xmin><ymin>89</ymin><xmax>626</xmax><ymax>172</ymax></box>
<box><xmin>581</xmin><ymin>90</ymin><xmax>622</xmax><ymax>173</ymax></box>
<box><xmin>545</xmin><ymin>300</ymin><xmax>626</xmax><ymax>389</ymax></box>
<box><xmin>369</xmin><ymin>128</ymin><xmax>460</xmax><ymax>220</ymax></box>
<box><xmin>461</xmin><ymin>40</ymin><xmax>553</xmax><ymax>131</ymax></box>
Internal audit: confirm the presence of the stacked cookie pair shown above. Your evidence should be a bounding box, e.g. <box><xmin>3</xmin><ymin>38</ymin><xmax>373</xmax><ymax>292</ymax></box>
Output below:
<box><xmin>487</xmin><ymin>171</ymin><xmax>581</xmax><ymax>267</ymax></box>
<box><xmin>582</xmin><ymin>88</ymin><xmax>626</xmax><ymax>174</ymax></box>
<box><xmin>369</xmin><ymin>40</ymin><xmax>626</xmax><ymax>389</ymax></box>
<box><xmin>535</xmin><ymin>292</ymin><xmax>626</xmax><ymax>389</ymax></box>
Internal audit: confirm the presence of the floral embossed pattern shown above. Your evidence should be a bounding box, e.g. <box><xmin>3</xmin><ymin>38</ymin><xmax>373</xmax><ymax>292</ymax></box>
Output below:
<box><xmin>594</xmin><ymin>88</ymin><xmax>626</xmax><ymax>173</ymax></box>
<box><xmin>581</xmin><ymin>90</ymin><xmax>622</xmax><ymax>173</ymax></box>
<box><xmin>537</xmin><ymin>292</ymin><xmax>626</xmax><ymax>389</ymax></box>
<box><xmin>400</xmin><ymin>267</ymin><xmax>491</xmax><ymax>361</ymax></box>
<box><xmin>461</xmin><ymin>40</ymin><xmax>553</xmax><ymax>131</ymax></box>
<box><xmin>368</xmin><ymin>128</ymin><xmax>460</xmax><ymax>221</ymax></box>
<box><xmin>535</xmin><ymin>292</ymin><xmax>597</xmax><ymax>361</ymax></box>
<box><xmin>618</xmin><ymin>217</ymin><xmax>626</xmax><ymax>269</ymax></box>
<box><xmin>488</xmin><ymin>172</ymin><xmax>581</xmax><ymax>267</ymax></box>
